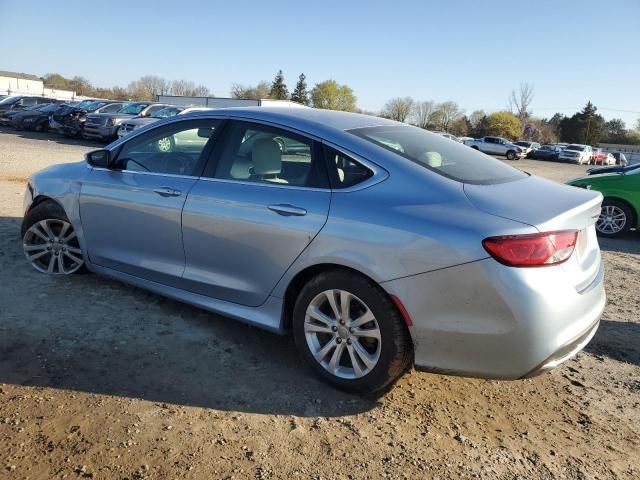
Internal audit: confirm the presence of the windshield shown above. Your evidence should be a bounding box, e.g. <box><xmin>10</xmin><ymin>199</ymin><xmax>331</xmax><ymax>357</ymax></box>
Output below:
<box><xmin>349</xmin><ymin>125</ymin><xmax>527</xmax><ymax>185</ymax></box>
<box><xmin>119</xmin><ymin>103</ymin><xmax>147</xmax><ymax>115</ymax></box>
<box><xmin>74</xmin><ymin>100</ymin><xmax>97</xmax><ymax>110</ymax></box>
<box><xmin>40</xmin><ymin>103</ymin><xmax>62</xmax><ymax>113</ymax></box>
<box><xmin>151</xmin><ymin>107</ymin><xmax>182</xmax><ymax>119</ymax></box>
<box><xmin>566</xmin><ymin>145</ymin><xmax>586</xmax><ymax>151</ymax></box>
<box><xmin>0</xmin><ymin>96</ymin><xmax>19</xmax><ymax>106</ymax></box>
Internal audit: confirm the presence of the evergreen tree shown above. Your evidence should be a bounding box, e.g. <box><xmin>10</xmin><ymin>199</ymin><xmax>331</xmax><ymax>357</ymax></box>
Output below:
<box><xmin>559</xmin><ymin>101</ymin><xmax>604</xmax><ymax>145</ymax></box>
<box><xmin>290</xmin><ymin>73</ymin><xmax>309</xmax><ymax>105</ymax></box>
<box><xmin>269</xmin><ymin>70</ymin><xmax>289</xmax><ymax>100</ymax></box>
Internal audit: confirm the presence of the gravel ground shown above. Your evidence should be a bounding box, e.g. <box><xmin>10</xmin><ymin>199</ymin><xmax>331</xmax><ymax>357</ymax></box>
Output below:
<box><xmin>0</xmin><ymin>127</ymin><xmax>638</xmax><ymax>480</ymax></box>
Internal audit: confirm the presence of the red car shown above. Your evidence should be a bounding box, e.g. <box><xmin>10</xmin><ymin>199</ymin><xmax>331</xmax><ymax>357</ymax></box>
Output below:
<box><xmin>590</xmin><ymin>148</ymin><xmax>606</xmax><ymax>165</ymax></box>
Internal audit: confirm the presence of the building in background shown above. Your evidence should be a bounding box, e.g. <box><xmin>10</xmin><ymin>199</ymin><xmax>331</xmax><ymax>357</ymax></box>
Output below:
<box><xmin>0</xmin><ymin>70</ymin><xmax>77</xmax><ymax>100</ymax></box>
<box><xmin>156</xmin><ymin>95</ymin><xmax>308</xmax><ymax>109</ymax></box>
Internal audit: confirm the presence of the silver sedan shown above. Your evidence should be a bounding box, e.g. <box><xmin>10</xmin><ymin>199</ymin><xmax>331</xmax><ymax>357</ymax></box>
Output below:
<box><xmin>21</xmin><ymin>108</ymin><xmax>605</xmax><ymax>393</ymax></box>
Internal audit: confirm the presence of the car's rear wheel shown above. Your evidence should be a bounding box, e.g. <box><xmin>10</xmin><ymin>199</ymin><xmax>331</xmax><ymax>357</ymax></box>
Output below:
<box><xmin>506</xmin><ymin>150</ymin><xmax>516</xmax><ymax>160</ymax></box>
<box><xmin>292</xmin><ymin>270</ymin><xmax>413</xmax><ymax>394</ymax></box>
<box><xmin>22</xmin><ymin>202</ymin><xmax>85</xmax><ymax>275</ymax></box>
<box><xmin>596</xmin><ymin>199</ymin><xmax>634</xmax><ymax>238</ymax></box>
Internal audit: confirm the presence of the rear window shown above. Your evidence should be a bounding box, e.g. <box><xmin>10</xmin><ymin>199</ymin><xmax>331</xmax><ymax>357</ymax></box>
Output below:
<box><xmin>348</xmin><ymin>125</ymin><xmax>527</xmax><ymax>185</ymax></box>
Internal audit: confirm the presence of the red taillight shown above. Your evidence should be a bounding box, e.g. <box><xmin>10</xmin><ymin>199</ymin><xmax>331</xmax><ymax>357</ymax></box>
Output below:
<box><xmin>482</xmin><ymin>230</ymin><xmax>578</xmax><ymax>267</ymax></box>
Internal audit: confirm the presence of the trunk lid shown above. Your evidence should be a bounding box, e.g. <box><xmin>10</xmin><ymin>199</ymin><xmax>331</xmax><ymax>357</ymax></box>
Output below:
<box><xmin>464</xmin><ymin>175</ymin><xmax>603</xmax><ymax>291</ymax></box>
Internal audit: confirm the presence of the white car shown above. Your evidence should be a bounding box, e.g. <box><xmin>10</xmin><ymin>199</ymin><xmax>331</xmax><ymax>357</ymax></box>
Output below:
<box><xmin>558</xmin><ymin>144</ymin><xmax>593</xmax><ymax>164</ymax></box>
<box><xmin>436</xmin><ymin>132</ymin><xmax>460</xmax><ymax>142</ymax></box>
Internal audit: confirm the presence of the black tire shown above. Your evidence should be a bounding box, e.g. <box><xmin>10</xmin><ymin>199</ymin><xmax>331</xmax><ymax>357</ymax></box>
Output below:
<box><xmin>292</xmin><ymin>270</ymin><xmax>413</xmax><ymax>394</ymax></box>
<box><xmin>596</xmin><ymin>198</ymin><xmax>635</xmax><ymax>238</ymax></box>
<box><xmin>506</xmin><ymin>150</ymin><xmax>516</xmax><ymax>160</ymax></box>
<box><xmin>471</xmin><ymin>146</ymin><xmax>479</xmax><ymax>150</ymax></box>
<box><xmin>22</xmin><ymin>201</ymin><xmax>87</xmax><ymax>274</ymax></box>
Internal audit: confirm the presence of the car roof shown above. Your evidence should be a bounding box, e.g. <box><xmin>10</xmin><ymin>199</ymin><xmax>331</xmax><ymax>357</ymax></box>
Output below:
<box><xmin>184</xmin><ymin>107</ymin><xmax>399</xmax><ymax>136</ymax></box>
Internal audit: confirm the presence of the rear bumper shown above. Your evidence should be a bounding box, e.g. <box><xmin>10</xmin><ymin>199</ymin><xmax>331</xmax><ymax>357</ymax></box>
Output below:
<box><xmin>382</xmin><ymin>257</ymin><xmax>605</xmax><ymax>379</ymax></box>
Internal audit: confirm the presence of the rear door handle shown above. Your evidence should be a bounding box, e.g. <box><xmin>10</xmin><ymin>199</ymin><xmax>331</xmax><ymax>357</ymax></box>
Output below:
<box><xmin>267</xmin><ymin>204</ymin><xmax>307</xmax><ymax>216</ymax></box>
<box><xmin>153</xmin><ymin>187</ymin><xmax>182</xmax><ymax>197</ymax></box>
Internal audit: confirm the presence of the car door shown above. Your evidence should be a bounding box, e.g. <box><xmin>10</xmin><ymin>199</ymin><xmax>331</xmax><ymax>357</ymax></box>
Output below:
<box><xmin>181</xmin><ymin>120</ymin><xmax>331</xmax><ymax>306</ymax></box>
<box><xmin>484</xmin><ymin>137</ymin><xmax>498</xmax><ymax>154</ymax></box>
<box><xmin>79</xmin><ymin>118</ymin><xmax>221</xmax><ymax>286</ymax></box>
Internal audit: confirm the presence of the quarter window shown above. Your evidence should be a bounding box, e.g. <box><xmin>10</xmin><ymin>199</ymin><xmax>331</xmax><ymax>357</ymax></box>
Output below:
<box><xmin>114</xmin><ymin>119</ymin><xmax>219</xmax><ymax>176</ymax></box>
<box><xmin>324</xmin><ymin>146</ymin><xmax>373</xmax><ymax>189</ymax></box>
<box><xmin>213</xmin><ymin>121</ymin><xmax>328</xmax><ymax>188</ymax></box>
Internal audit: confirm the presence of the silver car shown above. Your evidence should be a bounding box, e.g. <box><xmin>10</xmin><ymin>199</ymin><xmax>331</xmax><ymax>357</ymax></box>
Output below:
<box><xmin>21</xmin><ymin>108</ymin><xmax>605</xmax><ymax>393</ymax></box>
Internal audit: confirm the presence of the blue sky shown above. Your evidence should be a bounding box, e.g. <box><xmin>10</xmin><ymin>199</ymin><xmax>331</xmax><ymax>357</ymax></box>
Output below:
<box><xmin>1</xmin><ymin>0</ymin><xmax>638</xmax><ymax>125</ymax></box>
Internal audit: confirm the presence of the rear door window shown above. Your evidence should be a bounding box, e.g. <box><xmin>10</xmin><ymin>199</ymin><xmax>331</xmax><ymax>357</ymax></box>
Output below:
<box><xmin>212</xmin><ymin>121</ymin><xmax>328</xmax><ymax>188</ymax></box>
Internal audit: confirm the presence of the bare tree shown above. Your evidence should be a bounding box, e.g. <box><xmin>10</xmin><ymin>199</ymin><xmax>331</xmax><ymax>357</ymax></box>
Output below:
<box><xmin>432</xmin><ymin>101</ymin><xmax>464</xmax><ymax>131</ymax></box>
<box><xmin>382</xmin><ymin>97</ymin><xmax>415</xmax><ymax>123</ymax></box>
<box><xmin>469</xmin><ymin>110</ymin><xmax>486</xmax><ymax>129</ymax></box>
<box><xmin>508</xmin><ymin>82</ymin><xmax>535</xmax><ymax>122</ymax></box>
<box><xmin>231</xmin><ymin>81</ymin><xmax>271</xmax><ymax>100</ymax></box>
<box><xmin>413</xmin><ymin>100</ymin><xmax>436</xmax><ymax>129</ymax></box>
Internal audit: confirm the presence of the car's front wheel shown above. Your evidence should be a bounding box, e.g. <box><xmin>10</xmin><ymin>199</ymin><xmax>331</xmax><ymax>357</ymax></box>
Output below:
<box><xmin>22</xmin><ymin>201</ymin><xmax>85</xmax><ymax>275</ymax></box>
<box><xmin>506</xmin><ymin>150</ymin><xmax>516</xmax><ymax>160</ymax></box>
<box><xmin>596</xmin><ymin>199</ymin><xmax>634</xmax><ymax>238</ymax></box>
<box><xmin>293</xmin><ymin>270</ymin><xmax>413</xmax><ymax>394</ymax></box>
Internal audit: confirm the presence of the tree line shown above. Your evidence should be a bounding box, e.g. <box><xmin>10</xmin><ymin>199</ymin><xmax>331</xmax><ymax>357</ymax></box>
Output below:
<box><xmin>43</xmin><ymin>72</ymin><xmax>640</xmax><ymax>145</ymax></box>
<box><xmin>43</xmin><ymin>73</ymin><xmax>211</xmax><ymax>101</ymax></box>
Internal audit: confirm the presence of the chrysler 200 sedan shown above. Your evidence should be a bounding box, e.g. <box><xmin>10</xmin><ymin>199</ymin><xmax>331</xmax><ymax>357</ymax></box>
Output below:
<box><xmin>21</xmin><ymin>108</ymin><xmax>606</xmax><ymax>393</ymax></box>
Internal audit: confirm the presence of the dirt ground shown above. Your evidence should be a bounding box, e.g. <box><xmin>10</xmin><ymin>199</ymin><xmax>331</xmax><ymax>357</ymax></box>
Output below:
<box><xmin>0</xmin><ymin>127</ymin><xmax>638</xmax><ymax>480</ymax></box>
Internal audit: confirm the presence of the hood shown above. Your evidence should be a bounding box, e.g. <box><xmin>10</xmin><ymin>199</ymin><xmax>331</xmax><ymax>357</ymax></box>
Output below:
<box><xmin>464</xmin><ymin>174</ymin><xmax>602</xmax><ymax>231</ymax></box>
<box><xmin>121</xmin><ymin>117</ymin><xmax>158</xmax><ymax>127</ymax></box>
<box><xmin>88</xmin><ymin>113</ymin><xmax>135</xmax><ymax>120</ymax></box>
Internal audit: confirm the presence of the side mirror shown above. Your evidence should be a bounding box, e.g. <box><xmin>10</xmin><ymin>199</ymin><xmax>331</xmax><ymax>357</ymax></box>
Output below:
<box><xmin>85</xmin><ymin>149</ymin><xmax>111</xmax><ymax>168</ymax></box>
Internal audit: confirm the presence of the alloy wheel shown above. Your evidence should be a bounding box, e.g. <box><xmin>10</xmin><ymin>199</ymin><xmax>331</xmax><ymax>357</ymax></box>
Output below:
<box><xmin>157</xmin><ymin>137</ymin><xmax>173</xmax><ymax>152</ymax></box>
<box><xmin>597</xmin><ymin>205</ymin><xmax>626</xmax><ymax>234</ymax></box>
<box><xmin>304</xmin><ymin>289</ymin><xmax>381</xmax><ymax>379</ymax></box>
<box><xmin>23</xmin><ymin>219</ymin><xmax>84</xmax><ymax>274</ymax></box>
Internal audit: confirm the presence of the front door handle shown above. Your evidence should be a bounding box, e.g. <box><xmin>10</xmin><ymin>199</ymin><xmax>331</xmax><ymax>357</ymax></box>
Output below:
<box><xmin>153</xmin><ymin>187</ymin><xmax>182</xmax><ymax>197</ymax></box>
<box><xmin>267</xmin><ymin>204</ymin><xmax>307</xmax><ymax>216</ymax></box>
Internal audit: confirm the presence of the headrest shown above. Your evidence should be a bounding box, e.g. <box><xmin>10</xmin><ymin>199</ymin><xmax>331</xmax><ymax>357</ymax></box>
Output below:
<box><xmin>422</xmin><ymin>151</ymin><xmax>442</xmax><ymax>168</ymax></box>
<box><xmin>252</xmin><ymin>138</ymin><xmax>282</xmax><ymax>175</ymax></box>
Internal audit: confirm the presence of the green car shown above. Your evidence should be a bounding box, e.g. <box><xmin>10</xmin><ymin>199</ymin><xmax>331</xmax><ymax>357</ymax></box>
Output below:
<box><xmin>567</xmin><ymin>164</ymin><xmax>640</xmax><ymax>237</ymax></box>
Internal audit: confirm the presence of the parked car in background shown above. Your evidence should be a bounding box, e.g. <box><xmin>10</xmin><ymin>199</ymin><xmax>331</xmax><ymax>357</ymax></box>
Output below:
<box><xmin>51</xmin><ymin>100</ymin><xmax>125</xmax><ymax>137</ymax></box>
<box><xmin>21</xmin><ymin>108</ymin><xmax>605</xmax><ymax>393</ymax></box>
<box><xmin>590</xmin><ymin>148</ymin><xmax>606</xmax><ymax>165</ymax></box>
<box><xmin>435</xmin><ymin>132</ymin><xmax>460</xmax><ymax>142</ymax></box>
<box><xmin>611</xmin><ymin>152</ymin><xmax>629</xmax><ymax>166</ymax></box>
<box><xmin>568</xmin><ymin>164</ymin><xmax>640</xmax><ymax>237</ymax></box>
<box><xmin>10</xmin><ymin>103</ymin><xmax>66</xmax><ymax>131</ymax></box>
<box><xmin>117</xmin><ymin>106</ymin><xmax>213</xmax><ymax>139</ymax></box>
<box><xmin>0</xmin><ymin>103</ymin><xmax>42</xmax><ymax>126</ymax></box>
<box><xmin>464</xmin><ymin>136</ymin><xmax>526</xmax><ymax>160</ymax></box>
<box><xmin>83</xmin><ymin>102</ymin><xmax>168</xmax><ymax>141</ymax></box>
<box><xmin>0</xmin><ymin>95</ymin><xmax>51</xmax><ymax>115</ymax></box>
<box><xmin>528</xmin><ymin>145</ymin><xmax>561</xmax><ymax>161</ymax></box>
<box><xmin>515</xmin><ymin>141</ymin><xmax>541</xmax><ymax>156</ymax></box>
<box><xmin>558</xmin><ymin>144</ymin><xmax>593</xmax><ymax>164</ymax></box>
<box><xmin>458</xmin><ymin>136</ymin><xmax>474</xmax><ymax>144</ymax></box>
<box><xmin>602</xmin><ymin>153</ymin><xmax>616</xmax><ymax>166</ymax></box>
<box><xmin>117</xmin><ymin>105</ymin><xmax>183</xmax><ymax>138</ymax></box>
